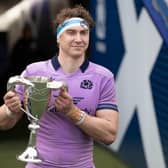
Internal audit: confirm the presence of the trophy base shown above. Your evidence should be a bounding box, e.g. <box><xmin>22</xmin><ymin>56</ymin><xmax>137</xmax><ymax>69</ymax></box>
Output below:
<box><xmin>17</xmin><ymin>146</ymin><xmax>42</xmax><ymax>163</ymax></box>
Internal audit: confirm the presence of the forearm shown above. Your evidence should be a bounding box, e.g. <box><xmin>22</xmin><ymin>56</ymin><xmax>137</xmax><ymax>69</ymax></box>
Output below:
<box><xmin>79</xmin><ymin>113</ymin><xmax>117</xmax><ymax>144</ymax></box>
<box><xmin>66</xmin><ymin>106</ymin><xmax>118</xmax><ymax>145</ymax></box>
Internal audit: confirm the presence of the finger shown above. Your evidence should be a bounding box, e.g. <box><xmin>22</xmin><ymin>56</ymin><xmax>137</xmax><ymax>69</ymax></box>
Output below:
<box><xmin>4</xmin><ymin>91</ymin><xmax>15</xmax><ymax>100</ymax></box>
<box><xmin>55</xmin><ymin>97</ymin><xmax>64</xmax><ymax>107</ymax></box>
<box><xmin>60</xmin><ymin>86</ymin><xmax>68</xmax><ymax>92</ymax></box>
<box><xmin>6</xmin><ymin>99</ymin><xmax>21</xmax><ymax>112</ymax></box>
<box><xmin>5</xmin><ymin>93</ymin><xmax>20</xmax><ymax>106</ymax></box>
<box><xmin>59</xmin><ymin>90</ymin><xmax>71</xmax><ymax>100</ymax></box>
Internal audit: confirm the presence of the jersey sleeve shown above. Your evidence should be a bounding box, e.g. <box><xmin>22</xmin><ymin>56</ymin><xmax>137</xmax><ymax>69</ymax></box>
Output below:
<box><xmin>96</xmin><ymin>74</ymin><xmax>118</xmax><ymax>112</ymax></box>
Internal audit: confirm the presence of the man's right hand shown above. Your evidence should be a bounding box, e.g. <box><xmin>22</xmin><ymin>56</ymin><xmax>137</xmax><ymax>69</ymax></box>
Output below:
<box><xmin>3</xmin><ymin>91</ymin><xmax>21</xmax><ymax>115</ymax></box>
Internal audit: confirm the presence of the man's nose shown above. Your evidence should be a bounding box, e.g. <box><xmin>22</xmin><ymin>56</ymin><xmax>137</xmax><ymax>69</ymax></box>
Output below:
<box><xmin>75</xmin><ymin>33</ymin><xmax>82</xmax><ymax>41</ymax></box>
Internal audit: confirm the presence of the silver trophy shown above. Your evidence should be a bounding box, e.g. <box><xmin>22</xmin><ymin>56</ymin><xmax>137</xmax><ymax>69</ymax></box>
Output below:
<box><xmin>7</xmin><ymin>75</ymin><xmax>67</xmax><ymax>163</ymax></box>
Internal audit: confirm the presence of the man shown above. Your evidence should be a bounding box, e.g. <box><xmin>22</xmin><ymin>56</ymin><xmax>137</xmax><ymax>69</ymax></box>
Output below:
<box><xmin>0</xmin><ymin>5</ymin><xmax>118</xmax><ymax>168</ymax></box>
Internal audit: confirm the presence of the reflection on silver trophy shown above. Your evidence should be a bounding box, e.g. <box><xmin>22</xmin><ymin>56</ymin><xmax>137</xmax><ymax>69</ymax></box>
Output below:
<box><xmin>7</xmin><ymin>75</ymin><xmax>68</xmax><ymax>163</ymax></box>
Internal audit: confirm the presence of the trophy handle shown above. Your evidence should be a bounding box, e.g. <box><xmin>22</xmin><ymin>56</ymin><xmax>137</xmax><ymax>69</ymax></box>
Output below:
<box><xmin>7</xmin><ymin>75</ymin><xmax>37</xmax><ymax>121</ymax></box>
<box><xmin>20</xmin><ymin>107</ymin><xmax>38</xmax><ymax>121</ymax></box>
<box><xmin>7</xmin><ymin>75</ymin><xmax>34</xmax><ymax>91</ymax></box>
<box><xmin>47</xmin><ymin>81</ymin><xmax>68</xmax><ymax>90</ymax></box>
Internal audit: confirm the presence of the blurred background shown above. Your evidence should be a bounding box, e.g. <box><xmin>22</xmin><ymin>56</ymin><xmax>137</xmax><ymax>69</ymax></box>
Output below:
<box><xmin>0</xmin><ymin>0</ymin><xmax>168</xmax><ymax>168</ymax></box>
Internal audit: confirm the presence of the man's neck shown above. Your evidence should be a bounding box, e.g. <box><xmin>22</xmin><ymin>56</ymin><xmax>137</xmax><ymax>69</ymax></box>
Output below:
<box><xmin>58</xmin><ymin>54</ymin><xmax>85</xmax><ymax>74</ymax></box>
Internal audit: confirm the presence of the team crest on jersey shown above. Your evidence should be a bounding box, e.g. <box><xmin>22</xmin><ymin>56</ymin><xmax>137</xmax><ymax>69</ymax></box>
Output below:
<box><xmin>80</xmin><ymin>80</ymin><xmax>93</xmax><ymax>89</ymax></box>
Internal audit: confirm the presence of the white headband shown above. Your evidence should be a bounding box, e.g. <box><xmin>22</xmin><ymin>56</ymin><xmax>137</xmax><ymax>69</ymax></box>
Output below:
<box><xmin>56</xmin><ymin>17</ymin><xmax>89</xmax><ymax>38</ymax></box>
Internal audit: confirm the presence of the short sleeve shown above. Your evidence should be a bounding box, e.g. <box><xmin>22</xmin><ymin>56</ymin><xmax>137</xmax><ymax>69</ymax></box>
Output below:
<box><xmin>96</xmin><ymin>74</ymin><xmax>118</xmax><ymax>112</ymax></box>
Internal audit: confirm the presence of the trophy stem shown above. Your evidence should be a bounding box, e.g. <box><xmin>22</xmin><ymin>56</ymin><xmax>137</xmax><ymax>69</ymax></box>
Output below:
<box><xmin>17</xmin><ymin>121</ymin><xmax>42</xmax><ymax>163</ymax></box>
<box><xmin>28</xmin><ymin>121</ymin><xmax>39</xmax><ymax>147</ymax></box>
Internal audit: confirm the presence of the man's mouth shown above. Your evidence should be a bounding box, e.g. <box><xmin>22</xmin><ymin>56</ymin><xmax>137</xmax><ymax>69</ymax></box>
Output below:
<box><xmin>72</xmin><ymin>46</ymin><xmax>84</xmax><ymax>47</ymax></box>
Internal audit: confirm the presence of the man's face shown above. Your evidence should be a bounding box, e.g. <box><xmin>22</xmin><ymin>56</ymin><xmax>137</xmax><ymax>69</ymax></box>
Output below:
<box><xmin>57</xmin><ymin>25</ymin><xmax>89</xmax><ymax>57</ymax></box>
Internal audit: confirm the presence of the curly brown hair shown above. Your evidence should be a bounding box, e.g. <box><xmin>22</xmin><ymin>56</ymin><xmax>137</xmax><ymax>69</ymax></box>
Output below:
<box><xmin>53</xmin><ymin>5</ymin><xmax>94</xmax><ymax>32</ymax></box>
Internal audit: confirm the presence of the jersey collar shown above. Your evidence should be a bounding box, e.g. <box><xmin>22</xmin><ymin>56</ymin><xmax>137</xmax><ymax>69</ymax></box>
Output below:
<box><xmin>51</xmin><ymin>56</ymin><xmax>89</xmax><ymax>73</ymax></box>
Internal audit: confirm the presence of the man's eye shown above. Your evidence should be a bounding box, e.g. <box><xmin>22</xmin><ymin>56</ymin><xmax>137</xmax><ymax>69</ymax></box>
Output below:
<box><xmin>67</xmin><ymin>31</ymin><xmax>75</xmax><ymax>35</ymax></box>
<box><xmin>81</xmin><ymin>30</ymin><xmax>89</xmax><ymax>35</ymax></box>
<box><xmin>81</xmin><ymin>31</ymin><xmax>87</xmax><ymax>35</ymax></box>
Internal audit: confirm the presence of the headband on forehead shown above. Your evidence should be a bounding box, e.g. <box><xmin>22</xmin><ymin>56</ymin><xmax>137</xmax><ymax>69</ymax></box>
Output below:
<box><xmin>56</xmin><ymin>17</ymin><xmax>89</xmax><ymax>38</ymax></box>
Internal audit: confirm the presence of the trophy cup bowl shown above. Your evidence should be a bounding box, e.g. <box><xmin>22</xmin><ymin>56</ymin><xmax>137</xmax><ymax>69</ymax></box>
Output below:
<box><xmin>7</xmin><ymin>75</ymin><xmax>67</xmax><ymax>163</ymax></box>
